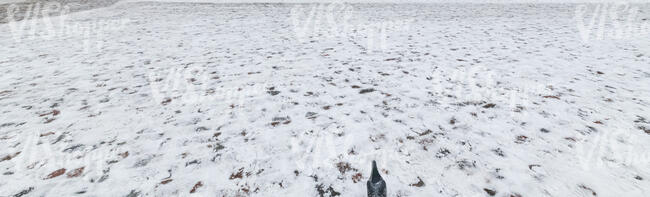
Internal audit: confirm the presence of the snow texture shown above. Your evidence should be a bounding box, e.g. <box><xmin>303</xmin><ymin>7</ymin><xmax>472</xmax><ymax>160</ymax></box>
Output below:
<box><xmin>1</xmin><ymin>1</ymin><xmax>650</xmax><ymax>197</ymax></box>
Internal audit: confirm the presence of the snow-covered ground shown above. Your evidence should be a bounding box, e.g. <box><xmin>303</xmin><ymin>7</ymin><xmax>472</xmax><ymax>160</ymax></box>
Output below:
<box><xmin>1</xmin><ymin>1</ymin><xmax>650</xmax><ymax>196</ymax></box>
<box><xmin>0</xmin><ymin>0</ymin><xmax>120</xmax><ymax>23</ymax></box>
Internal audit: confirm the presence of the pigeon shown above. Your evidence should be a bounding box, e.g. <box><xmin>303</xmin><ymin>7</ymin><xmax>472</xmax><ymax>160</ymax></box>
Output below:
<box><xmin>367</xmin><ymin>160</ymin><xmax>387</xmax><ymax>197</ymax></box>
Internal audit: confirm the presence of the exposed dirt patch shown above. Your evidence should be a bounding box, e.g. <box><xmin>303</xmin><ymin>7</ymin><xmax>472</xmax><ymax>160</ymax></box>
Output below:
<box><xmin>45</xmin><ymin>168</ymin><xmax>66</xmax><ymax>179</ymax></box>
<box><xmin>189</xmin><ymin>181</ymin><xmax>203</xmax><ymax>193</ymax></box>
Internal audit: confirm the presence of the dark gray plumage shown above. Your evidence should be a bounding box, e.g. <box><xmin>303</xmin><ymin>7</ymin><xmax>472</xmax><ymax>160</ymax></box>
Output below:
<box><xmin>367</xmin><ymin>161</ymin><xmax>386</xmax><ymax>197</ymax></box>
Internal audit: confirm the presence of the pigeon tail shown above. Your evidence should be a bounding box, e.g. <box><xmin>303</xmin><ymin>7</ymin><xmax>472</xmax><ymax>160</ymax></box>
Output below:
<box><xmin>370</xmin><ymin>161</ymin><xmax>382</xmax><ymax>183</ymax></box>
<box><xmin>367</xmin><ymin>160</ymin><xmax>387</xmax><ymax>197</ymax></box>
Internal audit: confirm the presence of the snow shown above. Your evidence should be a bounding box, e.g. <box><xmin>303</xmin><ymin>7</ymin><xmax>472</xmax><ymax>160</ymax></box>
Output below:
<box><xmin>119</xmin><ymin>0</ymin><xmax>650</xmax><ymax>4</ymax></box>
<box><xmin>1</xmin><ymin>1</ymin><xmax>650</xmax><ymax>197</ymax></box>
